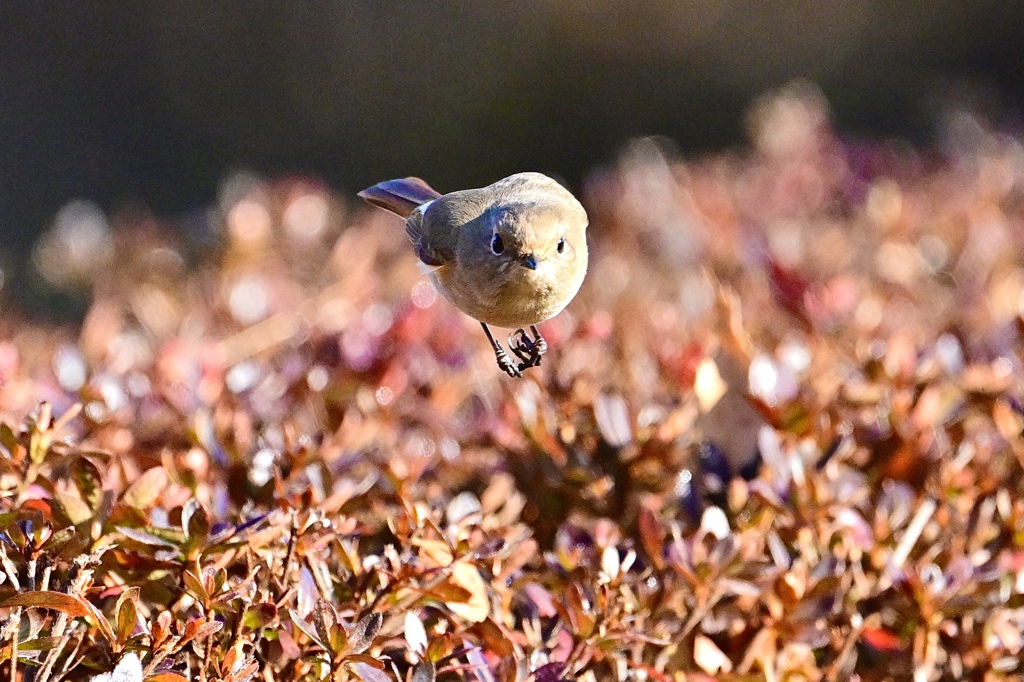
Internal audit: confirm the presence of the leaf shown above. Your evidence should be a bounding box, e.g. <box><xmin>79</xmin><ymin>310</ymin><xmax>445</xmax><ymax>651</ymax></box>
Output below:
<box><xmin>77</xmin><ymin>594</ymin><xmax>117</xmax><ymax>645</ymax></box>
<box><xmin>345</xmin><ymin>653</ymin><xmax>383</xmax><ymax>667</ymax></box>
<box><xmin>182</xmin><ymin>498</ymin><xmax>210</xmax><ymax>551</ymax></box>
<box><xmin>153</xmin><ymin>610</ymin><xmax>172</xmax><ymax>649</ymax></box>
<box><xmin>0</xmin><ymin>591</ymin><xmax>90</xmax><ymax>617</ymax></box>
<box><xmin>404</xmin><ymin>611</ymin><xmax>427</xmax><ymax>656</ymax></box>
<box><xmin>638</xmin><ymin>506</ymin><xmax>665</xmax><ymax>570</ymax></box>
<box><xmin>469</xmin><ymin>618</ymin><xmax>514</xmax><ymax>658</ymax></box>
<box><xmin>313</xmin><ymin>598</ymin><xmax>338</xmax><ymax>653</ymax></box>
<box><xmin>116</xmin><ymin>526</ymin><xmax>179</xmax><ymax>549</ymax></box>
<box><xmin>351</xmin><ymin>661</ymin><xmax>393</xmax><ymax>682</ymax></box>
<box><xmin>228</xmin><ymin>662</ymin><xmax>259</xmax><ymax>682</ymax></box>
<box><xmin>147</xmin><ymin>674</ymin><xmax>190</xmax><ymax>682</ymax></box>
<box><xmin>427</xmin><ymin>582</ymin><xmax>473</xmax><ymax>603</ymax></box>
<box><xmin>289</xmin><ymin>609</ymin><xmax>329</xmax><ymax>650</ymax></box>
<box><xmin>122</xmin><ymin>467</ymin><xmax>168</xmax><ymax>509</ymax></box>
<box><xmin>531</xmin><ymin>662</ymin><xmax>565</xmax><ymax>682</ymax></box>
<box><xmin>242</xmin><ymin>602</ymin><xmax>277</xmax><ymax>631</ymax></box>
<box><xmin>182</xmin><ymin>569</ymin><xmax>209</xmax><ymax>604</ymax></box>
<box><xmin>0</xmin><ymin>422</ymin><xmax>20</xmax><ymax>458</ymax></box>
<box><xmin>445</xmin><ymin>562</ymin><xmax>490</xmax><ymax>623</ymax></box>
<box><xmin>172</xmin><ymin>619</ymin><xmax>222</xmax><ymax>652</ymax></box>
<box><xmin>563</xmin><ymin>583</ymin><xmax>595</xmax><ymax>638</ymax></box>
<box><xmin>411</xmin><ymin>660</ymin><xmax>436</xmax><ymax>682</ymax></box>
<box><xmin>70</xmin><ymin>456</ymin><xmax>104</xmax><ymax>511</ymax></box>
<box><xmin>28</xmin><ymin>406</ymin><xmax>51</xmax><ymax>465</ymax></box>
<box><xmin>115</xmin><ymin>587</ymin><xmax>139</xmax><ymax>646</ymax></box>
<box><xmin>693</xmin><ymin>635</ymin><xmax>732</xmax><ymax>675</ymax></box>
<box><xmin>346</xmin><ymin>611</ymin><xmax>382</xmax><ymax>655</ymax></box>
<box><xmin>11</xmin><ymin>636</ymin><xmax>64</xmax><ymax>652</ymax></box>
<box><xmin>53</xmin><ymin>492</ymin><xmax>94</xmax><ymax>526</ymax></box>
<box><xmin>40</xmin><ymin>526</ymin><xmax>76</xmax><ymax>554</ymax></box>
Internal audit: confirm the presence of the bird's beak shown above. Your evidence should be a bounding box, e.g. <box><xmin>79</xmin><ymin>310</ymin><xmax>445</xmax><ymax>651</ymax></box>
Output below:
<box><xmin>520</xmin><ymin>254</ymin><xmax>538</xmax><ymax>270</ymax></box>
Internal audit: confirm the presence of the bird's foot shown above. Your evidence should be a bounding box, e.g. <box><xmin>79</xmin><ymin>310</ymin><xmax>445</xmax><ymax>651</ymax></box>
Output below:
<box><xmin>494</xmin><ymin>346</ymin><xmax>523</xmax><ymax>378</ymax></box>
<box><xmin>509</xmin><ymin>327</ymin><xmax>547</xmax><ymax>370</ymax></box>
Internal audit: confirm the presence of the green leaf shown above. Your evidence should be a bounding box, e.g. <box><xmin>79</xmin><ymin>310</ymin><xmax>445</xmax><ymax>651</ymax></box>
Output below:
<box><xmin>182</xmin><ymin>569</ymin><xmax>209</xmax><ymax>604</ymax></box>
<box><xmin>242</xmin><ymin>602</ymin><xmax>277</xmax><ymax>631</ymax></box>
<box><xmin>13</xmin><ymin>636</ymin><xmax>65</xmax><ymax>652</ymax></box>
<box><xmin>0</xmin><ymin>422</ymin><xmax>20</xmax><ymax>458</ymax></box>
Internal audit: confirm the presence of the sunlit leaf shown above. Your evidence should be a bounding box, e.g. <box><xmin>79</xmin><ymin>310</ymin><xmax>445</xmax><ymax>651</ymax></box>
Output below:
<box><xmin>0</xmin><ymin>591</ymin><xmax>91</xmax><ymax>617</ymax></box>
<box><xmin>122</xmin><ymin>467</ymin><xmax>168</xmax><ymax>509</ymax></box>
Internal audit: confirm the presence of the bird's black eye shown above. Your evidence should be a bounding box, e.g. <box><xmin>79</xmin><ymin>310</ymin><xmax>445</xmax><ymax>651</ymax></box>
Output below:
<box><xmin>557</xmin><ymin>236</ymin><xmax>566</xmax><ymax>253</ymax></box>
<box><xmin>491</xmin><ymin>233</ymin><xmax>505</xmax><ymax>255</ymax></box>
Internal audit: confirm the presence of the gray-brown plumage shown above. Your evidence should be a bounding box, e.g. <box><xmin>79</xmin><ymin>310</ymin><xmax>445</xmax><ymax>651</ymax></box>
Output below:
<box><xmin>359</xmin><ymin>172</ymin><xmax>589</xmax><ymax>377</ymax></box>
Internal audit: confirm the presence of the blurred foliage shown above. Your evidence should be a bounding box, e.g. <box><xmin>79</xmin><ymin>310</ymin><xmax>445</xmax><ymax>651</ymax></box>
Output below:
<box><xmin>2</xmin><ymin>85</ymin><xmax>1024</xmax><ymax>679</ymax></box>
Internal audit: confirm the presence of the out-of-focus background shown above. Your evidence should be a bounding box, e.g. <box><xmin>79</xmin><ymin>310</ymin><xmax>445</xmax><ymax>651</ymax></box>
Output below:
<box><xmin>3</xmin><ymin>2</ymin><xmax>1024</xmax><ymax>304</ymax></box>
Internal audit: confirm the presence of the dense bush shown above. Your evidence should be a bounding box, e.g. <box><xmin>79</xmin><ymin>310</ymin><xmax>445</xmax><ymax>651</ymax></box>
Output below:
<box><xmin>2</xmin><ymin>87</ymin><xmax>1024</xmax><ymax>680</ymax></box>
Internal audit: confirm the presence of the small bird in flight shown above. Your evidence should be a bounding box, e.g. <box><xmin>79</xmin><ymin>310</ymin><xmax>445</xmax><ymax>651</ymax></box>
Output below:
<box><xmin>359</xmin><ymin>173</ymin><xmax>588</xmax><ymax>377</ymax></box>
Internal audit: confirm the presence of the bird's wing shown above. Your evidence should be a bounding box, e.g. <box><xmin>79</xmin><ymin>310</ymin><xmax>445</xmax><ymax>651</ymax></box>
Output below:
<box><xmin>405</xmin><ymin>207</ymin><xmax>448</xmax><ymax>266</ymax></box>
<box><xmin>410</xmin><ymin>188</ymin><xmax>491</xmax><ymax>267</ymax></box>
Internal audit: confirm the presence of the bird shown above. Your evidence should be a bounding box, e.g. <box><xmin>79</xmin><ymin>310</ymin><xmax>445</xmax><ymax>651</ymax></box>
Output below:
<box><xmin>359</xmin><ymin>172</ymin><xmax>589</xmax><ymax>377</ymax></box>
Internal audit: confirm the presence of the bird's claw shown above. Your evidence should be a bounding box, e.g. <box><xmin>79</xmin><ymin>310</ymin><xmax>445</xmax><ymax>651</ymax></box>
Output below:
<box><xmin>509</xmin><ymin>328</ymin><xmax>547</xmax><ymax>370</ymax></box>
<box><xmin>494</xmin><ymin>347</ymin><xmax>522</xmax><ymax>378</ymax></box>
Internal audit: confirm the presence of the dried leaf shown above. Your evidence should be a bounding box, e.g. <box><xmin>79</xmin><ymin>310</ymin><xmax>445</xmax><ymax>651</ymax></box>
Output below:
<box><xmin>116</xmin><ymin>526</ymin><xmax>178</xmax><ymax>548</ymax></box>
<box><xmin>531</xmin><ymin>662</ymin><xmax>565</xmax><ymax>682</ymax></box>
<box><xmin>313</xmin><ymin>598</ymin><xmax>338</xmax><ymax>653</ymax></box>
<box><xmin>0</xmin><ymin>591</ymin><xmax>91</xmax><ymax>617</ymax></box>
<box><xmin>115</xmin><ymin>587</ymin><xmax>139</xmax><ymax>645</ymax></box>
<box><xmin>70</xmin><ymin>456</ymin><xmax>104</xmax><ymax>511</ymax></box>
<box><xmin>638</xmin><ymin>506</ymin><xmax>665</xmax><ymax>569</ymax></box>
<box><xmin>289</xmin><ymin>610</ymin><xmax>329</xmax><ymax>650</ymax></box>
<box><xmin>347</xmin><ymin>611</ymin><xmax>382</xmax><ymax>655</ymax></box>
<box><xmin>405</xmin><ymin>611</ymin><xmax>427</xmax><ymax>656</ymax></box>
<box><xmin>351</xmin><ymin>661</ymin><xmax>393</xmax><ymax>682</ymax></box>
<box><xmin>693</xmin><ymin>635</ymin><xmax>732</xmax><ymax>675</ymax></box>
<box><xmin>411</xmin><ymin>660</ymin><xmax>436</xmax><ymax>682</ymax></box>
<box><xmin>445</xmin><ymin>561</ymin><xmax>490</xmax><ymax>623</ymax></box>
<box><xmin>147</xmin><ymin>674</ymin><xmax>190</xmax><ymax>682</ymax></box>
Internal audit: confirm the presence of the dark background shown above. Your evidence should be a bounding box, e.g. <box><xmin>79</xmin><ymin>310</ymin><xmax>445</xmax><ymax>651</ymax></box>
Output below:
<box><xmin>3</xmin><ymin>2</ymin><xmax>1024</xmax><ymax>261</ymax></box>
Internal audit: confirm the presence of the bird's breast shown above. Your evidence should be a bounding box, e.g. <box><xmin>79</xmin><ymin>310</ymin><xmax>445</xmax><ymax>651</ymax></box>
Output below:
<box><xmin>430</xmin><ymin>261</ymin><xmax>581</xmax><ymax>328</ymax></box>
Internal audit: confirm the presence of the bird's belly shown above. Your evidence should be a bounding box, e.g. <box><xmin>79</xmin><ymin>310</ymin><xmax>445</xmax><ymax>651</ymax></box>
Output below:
<box><xmin>430</xmin><ymin>267</ymin><xmax>575</xmax><ymax>328</ymax></box>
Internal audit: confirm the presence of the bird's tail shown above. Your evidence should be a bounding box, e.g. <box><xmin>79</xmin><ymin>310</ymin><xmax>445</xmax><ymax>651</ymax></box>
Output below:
<box><xmin>358</xmin><ymin>177</ymin><xmax>442</xmax><ymax>219</ymax></box>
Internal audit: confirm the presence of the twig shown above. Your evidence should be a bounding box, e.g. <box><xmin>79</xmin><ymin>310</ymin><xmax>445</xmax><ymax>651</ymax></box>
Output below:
<box><xmin>7</xmin><ymin>608</ymin><xmax>19</xmax><ymax>682</ymax></box>
<box><xmin>892</xmin><ymin>498</ymin><xmax>936</xmax><ymax>569</ymax></box>
<box><xmin>53</xmin><ymin>634</ymin><xmax>84</xmax><ymax>682</ymax></box>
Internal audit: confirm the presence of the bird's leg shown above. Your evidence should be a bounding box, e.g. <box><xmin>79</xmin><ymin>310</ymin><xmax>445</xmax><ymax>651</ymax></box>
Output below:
<box><xmin>482</xmin><ymin>323</ymin><xmax>521</xmax><ymax>378</ymax></box>
<box><xmin>529</xmin><ymin>325</ymin><xmax>548</xmax><ymax>359</ymax></box>
<box><xmin>509</xmin><ymin>325</ymin><xmax>548</xmax><ymax>369</ymax></box>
